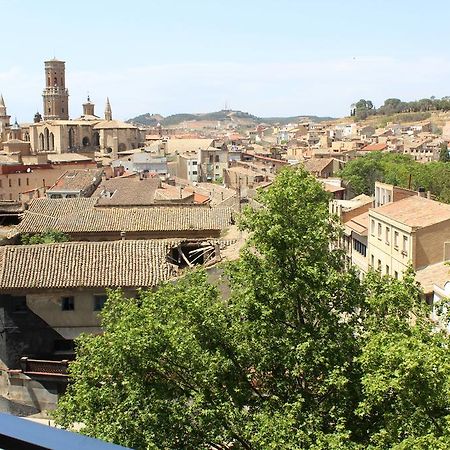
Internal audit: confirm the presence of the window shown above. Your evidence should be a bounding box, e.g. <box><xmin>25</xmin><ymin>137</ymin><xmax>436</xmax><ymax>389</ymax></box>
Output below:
<box><xmin>371</xmin><ymin>254</ymin><xmax>374</xmax><ymax>267</ymax></box>
<box><xmin>377</xmin><ymin>223</ymin><xmax>382</xmax><ymax>238</ymax></box>
<box><xmin>8</xmin><ymin>179</ymin><xmax>11</xmax><ymax>188</ymax></box>
<box><xmin>386</xmin><ymin>265</ymin><xmax>389</xmax><ymax>275</ymax></box>
<box><xmin>402</xmin><ymin>235</ymin><xmax>408</xmax><ymax>254</ymax></box>
<box><xmin>215</xmin><ymin>155</ymin><xmax>220</xmax><ymax>163</ymax></box>
<box><xmin>385</xmin><ymin>227</ymin><xmax>390</xmax><ymax>244</ymax></box>
<box><xmin>394</xmin><ymin>271</ymin><xmax>399</xmax><ymax>279</ymax></box>
<box><xmin>377</xmin><ymin>259</ymin><xmax>382</xmax><ymax>271</ymax></box>
<box><xmin>61</xmin><ymin>296</ymin><xmax>75</xmax><ymax>311</ymax></box>
<box><xmin>192</xmin><ymin>170</ymin><xmax>197</xmax><ymax>175</ymax></box>
<box><xmin>26</xmin><ymin>178</ymin><xmax>29</xmax><ymax>186</ymax></box>
<box><xmin>394</xmin><ymin>231</ymin><xmax>399</xmax><ymax>248</ymax></box>
<box><xmin>18</xmin><ymin>178</ymin><xmax>21</xmax><ymax>187</ymax></box>
<box><xmin>93</xmin><ymin>294</ymin><xmax>107</xmax><ymax>311</ymax></box>
<box><xmin>353</xmin><ymin>239</ymin><xmax>367</xmax><ymax>257</ymax></box>
<box><xmin>371</xmin><ymin>220</ymin><xmax>375</xmax><ymax>235</ymax></box>
<box><xmin>192</xmin><ymin>161</ymin><xmax>197</xmax><ymax>165</ymax></box>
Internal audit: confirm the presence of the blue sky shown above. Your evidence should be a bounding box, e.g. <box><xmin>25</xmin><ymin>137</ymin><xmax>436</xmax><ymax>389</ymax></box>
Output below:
<box><xmin>1</xmin><ymin>0</ymin><xmax>450</xmax><ymax>121</ymax></box>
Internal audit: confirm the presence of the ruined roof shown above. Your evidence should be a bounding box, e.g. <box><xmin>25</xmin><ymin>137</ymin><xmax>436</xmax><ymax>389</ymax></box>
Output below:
<box><xmin>371</xmin><ymin>195</ymin><xmax>450</xmax><ymax>229</ymax></box>
<box><xmin>0</xmin><ymin>239</ymin><xmax>235</xmax><ymax>290</ymax></box>
<box><xmin>18</xmin><ymin>198</ymin><xmax>233</xmax><ymax>234</ymax></box>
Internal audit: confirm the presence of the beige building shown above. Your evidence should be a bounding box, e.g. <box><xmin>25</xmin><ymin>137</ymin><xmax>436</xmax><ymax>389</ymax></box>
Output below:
<box><xmin>368</xmin><ymin>195</ymin><xmax>450</xmax><ymax>279</ymax></box>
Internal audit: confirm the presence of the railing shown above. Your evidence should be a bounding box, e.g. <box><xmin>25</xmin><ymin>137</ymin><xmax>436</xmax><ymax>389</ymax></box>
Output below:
<box><xmin>20</xmin><ymin>357</ymin><xmax>69</xmax><ymax>377</ymax></box>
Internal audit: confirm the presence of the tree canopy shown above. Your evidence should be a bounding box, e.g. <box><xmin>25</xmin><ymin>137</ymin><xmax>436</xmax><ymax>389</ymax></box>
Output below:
<box><xmin>54</xmin><ymin>167</ymin><xmax>450</xmax><ymax>449</ymax></box>
<box><xmin>339</xmin><ymin>152</ymin><xmax>450</xmax><ymax>203</ymax></box>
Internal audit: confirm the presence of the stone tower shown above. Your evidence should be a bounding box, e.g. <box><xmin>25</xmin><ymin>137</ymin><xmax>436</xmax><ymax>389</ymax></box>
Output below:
<box><xmin>42</xmin><ymin>59</ymin><xmax>69</xmax><ymax>120</ymax></box>
<box><xmin>82</xmin><ymin>95</ymin><xmax>95</xmax><ymax>117</ymax></box>
<box><xmin>0</xmin><ymin>95</ymin><xmax>11</xmax><ymax>137</ymax></box>
<box><xmin>104</xmin><ymin>97</ymin><xmax>112</xmax><ymax>121</ymax></box>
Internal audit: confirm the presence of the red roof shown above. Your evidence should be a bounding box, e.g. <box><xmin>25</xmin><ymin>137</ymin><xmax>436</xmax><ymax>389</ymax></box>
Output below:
<box><xmin>361</xmin><ymin>143</ymin><xmax>387</xmax><ymax>152</ymax></box>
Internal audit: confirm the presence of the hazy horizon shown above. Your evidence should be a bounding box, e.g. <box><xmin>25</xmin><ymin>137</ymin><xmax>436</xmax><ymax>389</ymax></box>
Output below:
<box><xmin>1</xmin><ymin>0</ymin><xmax>450</xmax><ymax>122</ymax></box>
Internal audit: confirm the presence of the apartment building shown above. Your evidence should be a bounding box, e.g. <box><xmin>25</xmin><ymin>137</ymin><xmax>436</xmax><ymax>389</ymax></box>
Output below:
<box><xmin>368</xmin><ymin>195</ymin><xmax>450</xmax><ymax>279</ymax></box>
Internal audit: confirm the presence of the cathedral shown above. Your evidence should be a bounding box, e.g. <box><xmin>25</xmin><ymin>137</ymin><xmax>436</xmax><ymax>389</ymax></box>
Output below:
<box><xmin>4</xmin><ymin>58</ymin><xmax>142</xmax><ymax>158</ymax></box>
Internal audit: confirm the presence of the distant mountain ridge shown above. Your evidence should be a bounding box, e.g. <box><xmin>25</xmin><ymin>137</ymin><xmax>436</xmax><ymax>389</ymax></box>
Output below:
<box><xmin>127</xmin><ymin>109</ymin><xmax>335</xmax><ymax>127</ymax></box>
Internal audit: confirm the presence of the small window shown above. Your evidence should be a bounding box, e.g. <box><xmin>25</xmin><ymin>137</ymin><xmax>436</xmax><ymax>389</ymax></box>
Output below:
<box><xmin>377</xmin><ymin>223</ymin><xmax>382</xmax><ymax>238</ymax></box>
<box><xmin>215</xmin><ymin>155</ymin><xmax>220</xmax><ymax>163</ymax></box>
<box><xmin>61</xmin><ymin>296</ymin><xmax>74</xmax><ymax>311</ymax></box>
<box><xmin>394</xmin><ymin>271</ymin><xmax>399</xmax><ymax>279</ymax></box>
<box><xmin>377</xmin><ymin>259</ymin><xmax>382</xmax><ymax>271</ymax></box>
<box><xmin>18</xmin><ymin>178</ymin><xmax>21</xmax><ymax>187</ymax></box>
<box><xmin>371</xmin><ymin>220</ymin><xmax>375</xmax><ymax>235</ymax></box>
<box><xmin>8</xmin><ymin>179</ymin><xmax>11</xmax><ymax>188</ymax></box>
<box><xmin>385</xmin><ymin>227</ymin><xmax>390</xmax><ymax>244</ymax></box>
<box><xmin>371</xmin><ymin>255</ymin><xmax>374</xmax><ymax>267</ymax></box>
<box><xmin>192</xmin><ymin>170</ymin><xmax>197</xmax><ymax>175</ymax></box>
<box><xmin>386</xmin><ymin>265</ymin><xmax>389</xmax><ymax>275</ymax></box>
<box><xmin>402</xmin><ymin>235</ymin><xmax>408</xmax><ymax>254</ymax></box>
<box><xmin>192</xmin><ymin>161</ymin><xmax>197</xmax><ymax>165</ymax></box>
<box><xmin>26</xmin><ymin>178</ymin><xmax>29</xmax><ymax>186</ymax></box>
<box><xmin>394</xmin><ymin>231</ymin><xmax>399</xmax><ymax>248</ymax></box>
<box><xmin>93</xmin><ymin>294</ymin><xmax>107</xmax><ymax>311</ymax></box>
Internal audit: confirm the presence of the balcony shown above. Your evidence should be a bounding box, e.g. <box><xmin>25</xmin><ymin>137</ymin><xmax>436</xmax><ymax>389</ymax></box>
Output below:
<box><xmin>19</xmin><ymin>357</ymin><xmax>69</xmax><ymax>378</ymax></box>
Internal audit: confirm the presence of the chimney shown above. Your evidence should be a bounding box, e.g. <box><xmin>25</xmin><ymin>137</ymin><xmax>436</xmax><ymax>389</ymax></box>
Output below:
<box><xmin>418</xmin><ymin>187</ymin><xmax>426</xmax><ymax>198</ymax></box>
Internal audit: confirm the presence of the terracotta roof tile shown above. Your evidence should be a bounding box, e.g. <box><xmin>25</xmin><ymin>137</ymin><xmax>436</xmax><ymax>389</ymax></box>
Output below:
<box><xmin>18</xmin><ymin>198</ymin><xmax>233</xmax><ymax>234</ymax></box>
<box><xmin>0</xmin><ymin>239</ymin><xmax>234</xmax><ymax>290</ymax></box>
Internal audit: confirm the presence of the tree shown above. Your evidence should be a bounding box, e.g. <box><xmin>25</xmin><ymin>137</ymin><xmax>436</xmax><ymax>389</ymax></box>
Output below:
<box><xmin>439</xmin><ymin>143</ymin><xmax>449</xmax><ymax>163</ymax></box>
<box><xmin>54</xmin><ymin>167</ymin><xmax>450</xmax><ymax>449</ymax></box>
<box><xmin>20</xmin><ymin>230</ymin><xmax>70</xmax><ymax>245</ymax></box>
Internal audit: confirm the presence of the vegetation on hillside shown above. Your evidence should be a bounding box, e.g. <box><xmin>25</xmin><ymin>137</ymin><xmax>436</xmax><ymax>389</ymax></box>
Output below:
<box><xmin>127</xmin><ymin>109</ymin><xmax>335</xmax><ymax>127</ymax></box>
<box><xmin>54</xmin><ymin>167</ymin><xmax>450</xmax><ymax>449</ymax></box>
<box><xmin>352</xmin><ymin>96</ymin><xmax>450</xmax><ymax>121</ymax></box>
<box><xmin>339</xmin><ymin>152</ymin><xmax>450</xmax><ymax>203</ymax></box>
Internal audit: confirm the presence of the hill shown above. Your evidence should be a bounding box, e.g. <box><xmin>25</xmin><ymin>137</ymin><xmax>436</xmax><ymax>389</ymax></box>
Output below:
<box><xmin>127</xmin><ymin>109</ymin><xmax>335</xmax><ymax>127</ymax></box>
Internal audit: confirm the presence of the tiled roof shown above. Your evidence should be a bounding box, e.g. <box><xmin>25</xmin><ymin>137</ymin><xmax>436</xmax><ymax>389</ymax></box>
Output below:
<box><xmin>47</xmin><ymin>169</ymin><xmax>103</xmax><ymax>193</ymax></box>
<box><xmin>302</xmin><ymin>158</ymin><xmax>334</xmax><ymax>173</ymax></box>
<box><xmin>18</xmin><ymin>198</ymin><xmax>233</xmax><ymax>234</ymax></box>
<box><xmin>0</xmin><ymin>239</ymin><xmax>235</xmax><ymax>290</ymax></box>
<box><xmin>370</xmin><ymin>196</ymin><xmax>450</xmax><ymax>229</ymax></box>
<box><xmin>360</xmin><ymin>143</ymin><xmax>387</xmax><ymax>151</ymax></box>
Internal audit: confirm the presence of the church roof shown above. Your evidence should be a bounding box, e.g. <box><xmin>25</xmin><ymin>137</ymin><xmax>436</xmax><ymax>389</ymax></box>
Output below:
<box><xmin>93</xmin><ymin>120</ymin><xmax>137</xmax><ymax>130</ymax></box>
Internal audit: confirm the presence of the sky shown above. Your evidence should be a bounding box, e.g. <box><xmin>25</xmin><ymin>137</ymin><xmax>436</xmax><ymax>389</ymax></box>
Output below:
<box><xmin>1</xmin><ymin>0</ymin><xmax>450</xmax><ymax>121</ymax></box>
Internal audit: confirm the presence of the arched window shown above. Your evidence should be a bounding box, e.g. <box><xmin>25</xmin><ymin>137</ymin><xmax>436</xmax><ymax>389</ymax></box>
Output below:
<box><xmin>49</xmin><ymin>132</ymin><xmax>55</xmax><ymax>151</ymax></box>
<box><xmin>39</xmin><ymin>133</ymin><xmax>44</xmax><ymax>150</ymax></box>
<box><xmin>82</xmin><ymin>136</ymin><xmax>90</xmax><ymax>147</ymax></box>
<box><xmin>93</xmin><ymin>132</ymin><xmax>100</xmax><ymax>147</ymax></box>
<box><xmin>68</xmin><ymin>128</ymin><xmax>75</xmax><ymax>149</ymax></box>
<box><xmin>44</xmin><ymin>128</ymin><xmax>50</xmax><ymax>151</ymax></box>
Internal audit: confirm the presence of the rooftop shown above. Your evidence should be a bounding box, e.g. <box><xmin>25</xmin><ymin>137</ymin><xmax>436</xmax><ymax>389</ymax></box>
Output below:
<box><xmin>47</xmin><ymin>169</ymin><xmax>103</xmax><ymax>193</ymax></box>
<box><xmin>18</xmin><ymin>198</ymin><xmax>233</xmax><ymax>234</ymax></box>
<box><xmin>371</xmin><ymin>195</ymin><xmax>450</xmax><ymax>229</ymax></box>
<box><xmin>0</xmin><ymin>239</ymin><xmax>234</xmax><ymax>291</ymax></box>
<box><xmin>416</xmin><ymin>261</ymin><xmax>450</xmax><ymax>294</ymax></box>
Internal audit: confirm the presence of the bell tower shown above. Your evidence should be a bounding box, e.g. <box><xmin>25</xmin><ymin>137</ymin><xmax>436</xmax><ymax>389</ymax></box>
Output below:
<box><xmin>42</xmin><ymin>58</ymin><xmax>69</xmax><ymax>120</ymax></box>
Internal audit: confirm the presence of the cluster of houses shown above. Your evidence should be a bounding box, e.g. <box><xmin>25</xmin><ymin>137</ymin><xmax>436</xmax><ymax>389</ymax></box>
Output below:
<box><xmin>1</xmin><ymin>59</ymin><xmax>450</xmax><ymax>418</ymax></box>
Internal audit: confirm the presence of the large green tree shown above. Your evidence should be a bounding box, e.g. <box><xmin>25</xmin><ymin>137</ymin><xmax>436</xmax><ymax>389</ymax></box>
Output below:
<box><xmin>55</xmin><ymin>167</ymin><xmax>450</xmax><ymax>449</ymax></box>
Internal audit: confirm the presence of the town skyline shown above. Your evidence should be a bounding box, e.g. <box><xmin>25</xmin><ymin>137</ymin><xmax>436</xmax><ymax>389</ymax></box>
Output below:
<box><xmin>2</xmin><ymin>0</ymin><xmax>450</xmax><ymax>121</ymax></box>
